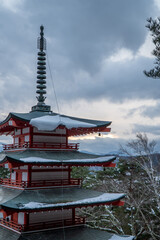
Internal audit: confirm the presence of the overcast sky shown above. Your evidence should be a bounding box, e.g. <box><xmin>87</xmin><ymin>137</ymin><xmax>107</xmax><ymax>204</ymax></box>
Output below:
<box><xmin>0</xmin><ymin>0</ymin><xmax>160</xmax><ymax>153</ymax></box>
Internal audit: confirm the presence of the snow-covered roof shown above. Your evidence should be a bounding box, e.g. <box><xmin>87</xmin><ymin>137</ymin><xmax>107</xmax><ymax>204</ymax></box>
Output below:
<box><xmin>20</xmin><ymin>155</ymin><xmax>115</xmax><ymax>164</ymax></box>
<box><xmin>0</xmin><ymin>225</ymin><xmax>134</xmax><ymax>240</ymax></box>
<box><xmin>0</xmin><ymin>111</ymin><xmax>111</xmax><ymax>130</ymax></box>
<box><xmin>0</xmin><ymin>186</ymin><xmax>125</xmax><ymax>210</ymax></box>
<box><xmin>30</xmin><ymin>115</ymin><xmax>97</xmax><ymax>131</ymax></box>
<box><xmin>0</xmin><ymin>150</ymin><xmax>116</xmax><ymax>166</ymax></box>
<box><xmin>20</xmin><ymin>193</ymin><xmax>125</xmax><ymax>209</ymax></box>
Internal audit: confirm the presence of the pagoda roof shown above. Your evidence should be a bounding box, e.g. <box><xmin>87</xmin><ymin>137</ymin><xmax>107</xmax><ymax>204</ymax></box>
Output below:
<box><xmin>1</xmin><ymin>111</ymin><xmax>111</xmax><ymax>127</ymax></box>
<box><xmin>0</xmin><ymin>111</ymin><xmax>111</xmax><ymax>136</ymax></box>
<box><xmin>0</xmin><ymin>186</ymin><xmax>125</xmax><ymax>211</ymax></box>
<box><xmin>0</xmin><ymin>150</ymin><xmax>116</xmax><ymax>166</ymax></box>
<box><xmin>0</xmin><ymin>225</ymin><xmax>134</xmax><ymax>240</ymax></box>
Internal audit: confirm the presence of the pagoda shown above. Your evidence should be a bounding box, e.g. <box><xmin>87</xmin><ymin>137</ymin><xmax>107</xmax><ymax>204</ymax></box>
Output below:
<box><xmin>0</xmin><ymin>26</ymin><xmax>134</xmax><ymax>240</ymax></box>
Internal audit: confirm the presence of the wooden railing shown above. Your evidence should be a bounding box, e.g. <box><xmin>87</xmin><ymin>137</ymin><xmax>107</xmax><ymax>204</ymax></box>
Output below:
<box><xmin>0</xmin><ymin>178</ymin><xmax>82</xmax><ymax>188</ymax></box>
<box><xmin>24</xmin><ymin>217</ymin><xmax>85</xmax><ymax>232</ymax></box>
<box><xmin>0</xmin><ymin>217</ymin><xmax>85</xmax><ymax>232</ymax></box>
<box><xmin>3</xmin><ymin>142</ymin><xmax>79</xmax><ymax>150</ymax></box>
<box><xmin>0</xmin><ymin>219</ymin><xmax>24</xmax><ymax>232</ymax></box>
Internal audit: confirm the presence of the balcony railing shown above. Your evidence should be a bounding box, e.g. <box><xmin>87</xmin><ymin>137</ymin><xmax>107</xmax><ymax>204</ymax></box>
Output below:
<box><xmin>0</xmin><ymin>178</ymin><xmax>82</xmax><ymax>188</ymax></box>
<box><xmin>0</xmin><ymin>219</ymin><xmax>23</xmax><ymax>232</ymax></box>
<box><xmin>0</xmin><ymin>217</ymin><xmax>85</xmax><ymax>232</ymax></box>
<box><xmin>3</xmin><ymin>142</ymin><xmax>79</xmax><ymax>151</ymax></box>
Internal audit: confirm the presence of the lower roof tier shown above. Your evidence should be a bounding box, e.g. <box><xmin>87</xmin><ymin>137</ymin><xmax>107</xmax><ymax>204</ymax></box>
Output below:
<box><xmin>0</xmin><ymin>225</ymin><xmax>134</xmax><ymax>240</ymax></box>
<box><xmin>0</xmin><ymin>186</ymin><xmax>125</xmax><ymax>211</ymax></box>
<box><xmin>0</xmin><ymin>150</ymin><xmax>116</xmax><ymax>167</ymax></box>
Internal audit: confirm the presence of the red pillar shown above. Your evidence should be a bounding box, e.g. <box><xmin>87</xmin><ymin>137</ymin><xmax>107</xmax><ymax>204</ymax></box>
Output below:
<box><xmin>27</xmin><ymin>166</ymin><xmax>32</xmax><ymax>187</ymax></box>
<box><xmin>72</xmin><ymin>208</ymin><xmax>75</xmax><ymax>225</ymax></box>
<box><xmin>24</xmin><ymin>212</ymin><xmax>29</xmax><ymax>231</ymax></box>
<box><xmin>29</xmin><ymin>126</ymin><xmax>33</xmax><ymax>148</ymax></box>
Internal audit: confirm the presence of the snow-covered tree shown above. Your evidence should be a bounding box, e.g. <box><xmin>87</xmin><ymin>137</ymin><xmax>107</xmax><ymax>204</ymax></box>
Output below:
<box><xmin>75</xmin><ymin>134</ymin><xmax>160</xmax><ymax>240</ymax></box>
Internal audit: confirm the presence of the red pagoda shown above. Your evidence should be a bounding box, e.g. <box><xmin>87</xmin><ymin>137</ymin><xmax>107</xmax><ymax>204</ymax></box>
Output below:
<box><xmin>0</xmin><ymin>26</ymin><xmax>134</xmax><ymax>240</ymax></box>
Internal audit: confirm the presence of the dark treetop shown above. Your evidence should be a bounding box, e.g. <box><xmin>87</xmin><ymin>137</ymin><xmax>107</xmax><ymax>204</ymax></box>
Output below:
<box><xmin>144</xmin><ymin>17</ymin><xmax>160</xmax><ymax>78</ymax></box>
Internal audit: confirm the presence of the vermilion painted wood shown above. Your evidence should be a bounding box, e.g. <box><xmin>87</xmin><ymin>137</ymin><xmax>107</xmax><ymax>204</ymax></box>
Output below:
<box><xmin>68</xmin><ymin>126</ymin><xmax>111</xmax><ymax>136</ymax></box>
<box><xmin>0</xmin><ymin>178</ymin><xmax>82</xmax><ymax>188</ymax></box>
<box><xmin>3</xmin><ymin>142</ymin><xmax>79</xmax><ymax>150</ymax></box>
<box><xmin>0</xmin><ymin>116</ymin><xmax>111</xmax><ymax>137</ymax></box>
<box><xmin>0</xmin><ymin>216</ymin><xmax>85</xmax><ymax>232</ymax></box>
<box><xmin>0</xmin><ymin>161</ymin><xmax>115</xmax><ymax>168</ymax></box>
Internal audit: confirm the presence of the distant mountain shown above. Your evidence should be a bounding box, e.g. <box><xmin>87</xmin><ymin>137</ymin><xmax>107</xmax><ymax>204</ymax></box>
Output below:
<box><xmin>118</xmin><ymin>153</ymin><xmax>160</xmax><ymax>171</ymax></box>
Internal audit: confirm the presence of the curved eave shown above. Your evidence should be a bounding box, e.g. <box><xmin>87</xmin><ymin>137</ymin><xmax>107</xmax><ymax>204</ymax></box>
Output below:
<box><xmin>16</xmin><ymin>196</ymin><xmax>125</xmax><ymax>211</ymax></box>
<box><xmin>1</xmin><ymin>187</ymin><xmax>125</xmax><ymax>211</ymax></box>
<box><xmin>0</xmin><ymin>225</ymin><xmax>135</xmax><ymax>240</ymax></box>
<box><xmin>32</xmin><ymin>194</ymin><xmax>124</xmax><ymax>211</ymax></box>
<box><xmin>0</xmin><ymin>113</ymin><xmax>29</xmax><ymax>134</ymax></box>
<box><xmin>0</xmin><ymin>113</ymin><xmax>28</xmax><ymax>126</ymax></box>
<box><xmin>0</xmin><ymin>112</ymin><xmax>112</xmax><ymax>134</ymax></box>
<box><xmin>67</xmin><ymin>124</ymin><xmax>111</xmax><ymax>137</ymax></box>
<box><xmin>4</xmin><ymin>155</ymin><xmax>116</xmax><ymax>167</ymax></box>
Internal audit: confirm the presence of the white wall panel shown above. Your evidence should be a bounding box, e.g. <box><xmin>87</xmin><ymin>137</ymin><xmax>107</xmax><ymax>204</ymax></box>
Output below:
<box><xmin>22</xmin><ymin>128</ymin><xmax>29</xmax><ymax>134</ymax></box>
<box><xmin>20</xmin><ymin>166</ymin><xmax>28</xmax><ymax>170</ymax></box>
<box><xmin>11</xmin><ymin>172</ymin><xmax>16</xmax><ymax>180</ymax></box>
<box><xmin>14</xmin><ymin>138</ymin><xmax>18</xmax><ymax>144</ymax></box>
<box><xmin>4</xmin><ymin>164</ymin><xmax>8</xmax><ymax>168</ymax></box>
<box><xmin>22</xmin><ymin>172</ymin><xmax>28</xmax><ymax>181</ymax></box>
<box><xmin>15</xmin><ymin>129</ymin><xmax>21</xmax><ymax>135</ymax></box>
<box><xmin>18</xmin><ymin>213</ymin><xmax>24</xmax><ymax>224</ymax></box>
<box><xmin>24</xmin><ymin>135</ymin><xmax>29</xmax><ymax>142</ymax></box>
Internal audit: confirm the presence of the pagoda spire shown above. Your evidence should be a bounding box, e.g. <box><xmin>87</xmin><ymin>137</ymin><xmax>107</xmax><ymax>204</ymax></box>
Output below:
<box><xmin>31</xmin><ymin>25</ymin><xmax>51</xmax><ymax>112</ymax></box>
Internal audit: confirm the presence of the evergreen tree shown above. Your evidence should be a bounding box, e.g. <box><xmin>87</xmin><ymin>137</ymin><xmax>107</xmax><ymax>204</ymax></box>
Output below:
<box><xmin>144</xmin><ymin>17</ymin><xmax>160</xmax><ymax>78</ymax></box>
<box><xmin>0</xmin><ymin>167</ymin><xmax>10</xmax><ymax>178</ymax></box>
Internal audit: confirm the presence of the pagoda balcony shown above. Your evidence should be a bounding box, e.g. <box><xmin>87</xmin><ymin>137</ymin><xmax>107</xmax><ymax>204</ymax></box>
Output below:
<box><xmin>0</xmin><ymin>219</ymin><xmax>23</xmax><ymax>232</ymax></box>
<box><xmin>0</xmin><ymin>216</ymin><xmax>85</xmax><ymax>232</ymax></box>
<box><xmin>3</xmin><ymin>142</ymin><xmax>79</xmax><ymax>151</ymax></box>
<box><xmin>0</xmin><ymin>178</ymin><xmax>82</xmax><ymax>188</ymax></box>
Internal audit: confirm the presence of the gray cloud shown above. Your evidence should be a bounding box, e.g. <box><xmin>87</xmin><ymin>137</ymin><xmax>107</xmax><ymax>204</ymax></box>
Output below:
<box><xmin>0</xmin><ymin>0</ymin><xmax>160</xmax><ymax>153</ymax></box>
<box><xmin>140</xmin><ymin>101</ymin><xmax>160</xmax><ymax>118</ymax></box>
<box><xmin>132</xmin><ymin>124</ymin><xmax>160</xmax><ymax>135</ymax></box>
<box><xmin>0</xmin><ymin>0</ymin><xmax>157</xmax><ymax>112</ymax></box>
<box><xmin>72</xmin><ymin>136</ymin><xmax>126</xmax><ymax>154</ymax></box>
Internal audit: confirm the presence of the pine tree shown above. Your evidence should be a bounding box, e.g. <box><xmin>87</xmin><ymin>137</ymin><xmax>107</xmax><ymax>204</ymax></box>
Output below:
<box><xmin>0</xmin><ymin>167</ymin><xmax>10</xmax><ymax>178</ymax></box>
<box><xmin>144</xmin><ymin>17</ymin><xmax>160</xmax><ymax>78</ymax></box>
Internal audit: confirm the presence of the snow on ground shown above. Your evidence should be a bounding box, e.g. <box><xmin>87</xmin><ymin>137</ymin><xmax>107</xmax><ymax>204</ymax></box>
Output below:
<box><xmin>20</xmin><ymin>156</ymin><xmax>115</xmax><ymax>163</ymax></box>
<box><xmin>20</xmin><ymin>193</ymin><xmax>125</xmax><ymax>209</ymax></box>
<box><xmin>30</xmin><ymin>115</ymin><xmax>96</xmax><ymax>131</ymax></box>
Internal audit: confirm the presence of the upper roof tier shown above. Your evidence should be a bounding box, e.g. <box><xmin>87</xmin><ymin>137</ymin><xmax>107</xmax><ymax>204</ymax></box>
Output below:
<box><xmin>0</xmin><ymin>111</ymin><xmax>111</xmax><ymax>136</ymax></box>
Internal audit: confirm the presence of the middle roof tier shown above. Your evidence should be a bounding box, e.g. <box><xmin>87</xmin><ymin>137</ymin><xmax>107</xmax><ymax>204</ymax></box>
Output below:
<box><xmin>0</xmin><ymin>150</ymin><xmax>116</xmax><ymax>167</ymax></box>
<box><xmin>0</xmin><ymin>186</ymin><xmax>125</xmax><ymax>211</ymax></box>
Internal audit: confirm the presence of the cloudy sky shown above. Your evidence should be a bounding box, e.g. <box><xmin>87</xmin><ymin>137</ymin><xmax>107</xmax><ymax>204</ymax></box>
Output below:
<box><xmin>0</xmin><ymin>0</ymin><xmax>160</xmax><ymax>153</ymax></box>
